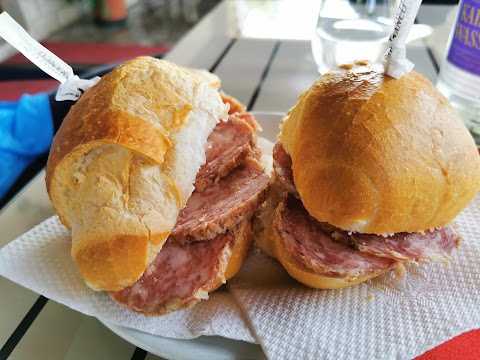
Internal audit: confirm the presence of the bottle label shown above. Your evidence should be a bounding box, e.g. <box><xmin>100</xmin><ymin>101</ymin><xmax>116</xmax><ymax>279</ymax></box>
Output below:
<box><xmin>447</xmin><ymin>0</ymin><xmax>480</xmax><ymax>76</ymax></box>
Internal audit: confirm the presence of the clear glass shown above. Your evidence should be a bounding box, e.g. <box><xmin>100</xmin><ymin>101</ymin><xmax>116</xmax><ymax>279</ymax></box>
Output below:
<box><xmin>311</xmin><ymin>0</ymin><xmax>394</xmax><ymax>74</ymax></box>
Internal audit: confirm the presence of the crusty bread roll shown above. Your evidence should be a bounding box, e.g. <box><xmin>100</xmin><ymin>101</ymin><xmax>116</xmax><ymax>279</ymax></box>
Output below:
<box><xmin>125</xmin><ymin>217</ymin><xmax>253</xmax><ymax>316</ymax></box>
<box><xmin>253</xmin><ymin>60</ymin><xmax>479</xmax><ymax>290</ymax></box>
<box><xmin>46</xmin><ymin>57</ymin><xmax>228</xmax><ymax>291</ymax></box>
<box><xmin>253</xmin><ymin>177</ymin><xmax>390</xmax><ymax>289</ymax></box>
<box><xmin>210</xmin><ymin>217</ymin><xmax>253</xmax><ymax>292</ymax></box>
<box><xmin>279</xmin><ymin>60</ymin><xmax>480</xmax><ymax>235</ymax></box>
<box><xmin>271</xmin><ymin>231</ymin><xmax>377</xmax><ymax>290</ymax></box>
<box><xmin>253</xmin><ymin>178</ymin><xmax>284</xmax><ymax>259</ymax></box>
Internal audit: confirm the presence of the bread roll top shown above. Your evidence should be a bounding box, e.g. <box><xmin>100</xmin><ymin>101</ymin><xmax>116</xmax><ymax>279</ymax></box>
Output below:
<box><xmin>46</xmin><ymin>57</ymin><xmax>228</xmax><ymax>291</ymax></box>
<box><xmin>279</xmin><ymin>60</ymin><xmax>480</xmax><ymax>235</ymax></box>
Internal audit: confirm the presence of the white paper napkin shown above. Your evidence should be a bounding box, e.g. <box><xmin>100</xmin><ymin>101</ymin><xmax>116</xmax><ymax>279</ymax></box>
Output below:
<box><xmin>0</xmin><ymin>135</ymin><xmax>276</xmax><ymax>345</ymax></box>
<box><xmin>0</xmin><ymin>215</ymin><xmax>255</xmax><ymax>343</ymax></box>
<box><xmin>1</xmin><ymin>140</ymin><xmax>479</xmax><ymax>358</ymax></box>
<box><xmin>228</xmin><ymin>193</ymin><xmax>480</xmax><ymax>360</ymax></box>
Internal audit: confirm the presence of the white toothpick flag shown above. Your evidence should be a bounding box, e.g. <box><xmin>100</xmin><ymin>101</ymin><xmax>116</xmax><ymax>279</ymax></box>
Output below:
<box><xmin>0</xmin><ymin>12</ymin><xmax>100</xmax><ymax>101</ymax></box>
<box><xmin>383</xmin><ymin>0</ymin><xmax>423</xmax><ymax>78</ymax></box>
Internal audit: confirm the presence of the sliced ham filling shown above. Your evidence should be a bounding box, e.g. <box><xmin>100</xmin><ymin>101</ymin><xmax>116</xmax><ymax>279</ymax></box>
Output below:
<box><xmin>221</xmin><ymin>92</ymin><xmax>246</xmax><ymax>114</ymax></box>
<box><xmin>274</xmin><ymin>141</ymin><xmax>461</xmax><ymax>277</ymax></box>
<box><xmin>110</xmin><ymin>232</ymin><xmax>234</xmax><ymax>315</ymax></box>
<box><xmin>171</xmin><ymin>157</ymin><xmax>269</xmax><ymax>243</ymax></box>
<box><xmin>273</xmin><ymin>141</ymin><xmax>297</xmax><ymax>196</ymax></box>
<box><xmin>110</xmin><ymin>112</ymin><xmax>267</xmax><ymax>315</ymax></box>
<box><xmin>276</xmin><ymin>194</ymin><xmax>397</xmax><ymax>280</ymax></box>
<box><xmin>314</xmin><ymin>221</ymin><xmax>460</xmax><ymax>263</ymax></box>
<box><xmin>195</xmin><ymin>114</ymin><xmax>258</xmax><ymax>192</ymax></box>
<box><xmin>351</xmin><ymin>228</ymin><xmax>461</xmax><ymax>263</ymax></box>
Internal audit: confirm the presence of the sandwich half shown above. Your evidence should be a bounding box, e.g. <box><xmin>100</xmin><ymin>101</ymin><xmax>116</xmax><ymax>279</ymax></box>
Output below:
<box><xmin>46</xmin><ymin>57</ymin><xmax>268</xmax><ymax>315</ymax></box>
<box><xmin>254</xmin><ymin>60</ymin><xmax>480</xmax><ymax>289</ymax></box>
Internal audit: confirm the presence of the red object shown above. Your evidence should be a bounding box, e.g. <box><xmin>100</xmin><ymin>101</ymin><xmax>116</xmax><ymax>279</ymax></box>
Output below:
<box><xmin>0</xmin><ymin>80</ymin><xmax>58</xmax><ymax>101</ymax></box>
<box><xmin>416</xmin><ymin>329</ymin><xmax>480</xmax><ymax>359</ymax></box>
<box><xmin>4</xmin><ymin>41</ymin><xmax>169</xmax><ymax>66</ymax></box>
<box><xmin>0</xmin><ymin>41</ymin><xmax>170</xmax><ymax>100</ymax></box>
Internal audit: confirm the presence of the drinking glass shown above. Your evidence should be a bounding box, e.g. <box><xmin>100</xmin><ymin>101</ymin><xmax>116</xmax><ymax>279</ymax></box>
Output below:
<box><xmin>311</xmin><ymin>0</ymin><xmax>394</xmax><ymax>74</ymax></box>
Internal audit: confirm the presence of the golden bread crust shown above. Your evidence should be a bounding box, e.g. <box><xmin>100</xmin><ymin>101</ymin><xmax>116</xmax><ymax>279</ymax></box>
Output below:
<box><xmin>211</xmin><ymin>217</ymin><xmax>253</xmax><ymax>292</ymax></box>
<box><xmin>130</xmin><ymin>217</ymin><xmax>253</xmax><ymax>316</ymax></box>
<box><xmin>46</xmin><ymin>57</ymin><xmax>227</xmax><ymax>291</ymax></box>
<box><xmin>253</xmin><ymin>178</ymin><xmax>378</xmax><ymax>289</ymax></box>
<box><xmin>280</xmin><ymin>60</ymin><xmax>480</xmax><ymax>234</ymax></box>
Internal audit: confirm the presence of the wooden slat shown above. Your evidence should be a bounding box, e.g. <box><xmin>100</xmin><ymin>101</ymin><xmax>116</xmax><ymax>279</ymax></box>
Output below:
<box><xmin>9</xmin><ymin>301</ymin><xmax>135</xmax><ymax>360</ymax></box>
<box><xmin>253</xmin><ymin>41</ymin><xmax>439</xmax><ymax>113</ymax></box>
<box><xmin>0</xmin><ymin>279</ymin><xmax>39</xmax><ymax>349</ymax></box>
<box><xmin>251</xmin><ymin>40</ymin><xmax>318</xmax><ymax>113</ymax></box>
<box><xmin>144</xmin><ymin>352</ymin><xmax>166</xmax><ymax>360</ymax></box>
<box><xmin>165</xmin><ymin>1</ymin><xmax>234</xmax><ymax>69</ymax></box>
<box><xmin>0</xmin><ymin>170</ymin><xmax>54</xmax><ymax>351</ymax></box>
<box><xmin>166</xmin><ymin>36</ymin><xmax>234</xmax><ymax>70</ymax></box>
<box><xmin>0</xmin><ymin>170</ymin><xmax>54</xmax><ymax>249</ymax></box>
<box><xmin>64</xmin><ymin>318</ymin><xmax>136</xmax><ymax>360</ymax></box>
<box><xmin>213</xmin><ymin>38</ymin><xmax>277</xmax><ymax>106</ymax></box>
<box><xmin>8</xmin><ymin>301</ymin><xmax>83</xmax><ymax>359</ymax></box>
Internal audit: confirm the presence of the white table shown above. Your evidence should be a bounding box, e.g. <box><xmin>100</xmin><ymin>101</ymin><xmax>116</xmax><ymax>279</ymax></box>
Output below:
<box><xmin>0</xmin><ymin>1</ymin><xmax>456</xmax><ymax>359</ymax></box>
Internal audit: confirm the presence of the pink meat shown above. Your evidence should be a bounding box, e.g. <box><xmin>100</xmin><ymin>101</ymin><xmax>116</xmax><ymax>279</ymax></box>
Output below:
<box><xmin>221</xmin><ymin>92</ymin><xmax>246</xmax><ymax>114</ymax></box>
<box><xmin>195</xmin><ymin>114</ymin><xmax>258</xmax><ymax>192</ymax></box>
<box><xmin>274</xmin><ymin>141</ymin><xmax>461</xmax><ymax>264</ymax></box>
<box><xmin>273</xmin><ymin>142</ymin><xmax>297</xmax><ymax>195</ymax></box>
<box><xmin>275</xmin><ymin>194</ymin><xmax>398</xmax><ymax>281</ymax></box>
<box><xmin>171</xmin><ymin>157</ymin><xmax>269</xmax><ymax>243</ymax></box>
<box><xmin>235</xmin><ymin>112</ymin><xmax>261</xmax><ymax>132</ymax></box>
<box><xmin>351</xmin><ymin>227</ymin><xmax>461</xmax><ymax>262</ymax></box>
<box><xmin>110</xmin><ymin>232</ymin><xmax>233</xmax><ymax>315</ymax></box>
<box><xmin>315</xmin><ymin>221</ymin><xmax>461</xmax><ymax>263</ymax></box>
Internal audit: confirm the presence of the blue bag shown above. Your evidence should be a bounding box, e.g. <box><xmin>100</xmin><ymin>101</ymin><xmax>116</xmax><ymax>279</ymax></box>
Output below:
<box><xmin>0</xmin><ymin>93</ymin><xmax>53</xmax><ymax>199</ymax></box>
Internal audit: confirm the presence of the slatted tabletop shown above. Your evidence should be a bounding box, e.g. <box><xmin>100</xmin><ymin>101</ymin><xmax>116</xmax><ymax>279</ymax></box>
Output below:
<box><xmin>0</xmin><ymin>2</ymin><xmax>457</xmax><ymax>359</ymax></box>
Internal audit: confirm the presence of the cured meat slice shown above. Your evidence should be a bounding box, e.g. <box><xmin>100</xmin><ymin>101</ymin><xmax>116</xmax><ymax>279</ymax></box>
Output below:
<box><xmin>316</xmin><ymin>222</ymin><xmax>461</xmax><ymax>263</ymax></box>
<box><xmin>172</xmin><ymin>157</ymin><xmax>269</xmax><ymax>242</ymax></box>
<box><xmin>221</xmin><ymin>92</ymin><xmax>246</xmax><ymax>114</ymax></box>
<box><xmin>110</xmin><ymin>231</ymin><xmax>234</xmax><ymax>315</ymax></box>
<box><xmin>195</xmin><ymin>115</ymin><xmax>258</xmax><ymax>191</ymax></box>
<box><xmin>351</xmin><ymin>227</ymin><xmax>461</xmax><ymax>263</ymax></box>
<box><xmin>235</xmin><ymin>112</ymin><xmax>261</xmax><ymax>132</ymax></box>
<box><xmin>274</xmin><ymin>140</ymin><xmax>461</xmax><ymax>264</ymax></box>
<box><xmin>273</xmin><ymin>142</ymin><xmax>296</xmax><ymax>195</ymax></box>
<box><xmin>275</xmin><ymin>194</ymin><xmax>397</xmax><ymax>281</ymax></box>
